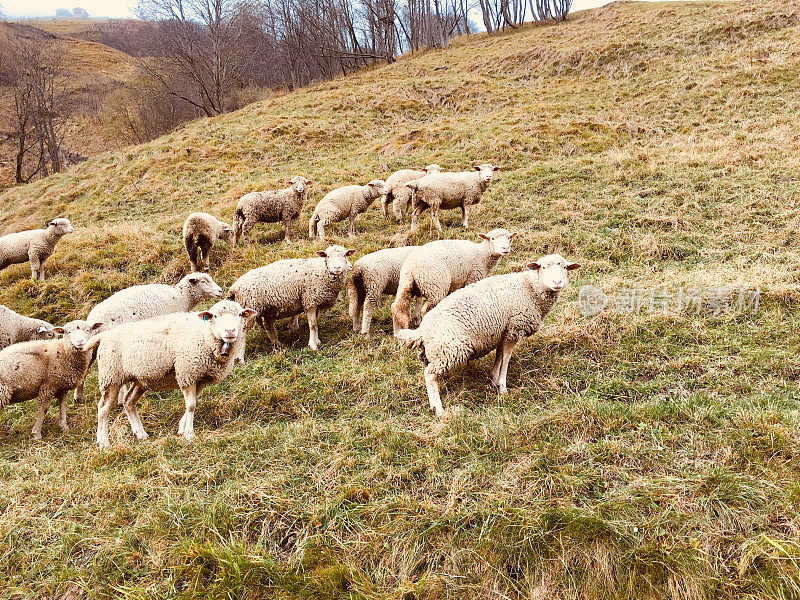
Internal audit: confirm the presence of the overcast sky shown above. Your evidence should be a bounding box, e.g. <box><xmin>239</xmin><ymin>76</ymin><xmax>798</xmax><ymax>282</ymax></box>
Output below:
<box><xmin>1</xmin><ymin>0</ymin><xmax>694</xmax><ymax>19</ymax></box>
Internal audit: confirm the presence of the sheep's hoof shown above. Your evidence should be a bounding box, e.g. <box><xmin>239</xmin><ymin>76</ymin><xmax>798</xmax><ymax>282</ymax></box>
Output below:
<box><xmin>182</xmin><ymin>432</ymin><xmax>195</xmax><ymax>443</ymax></box>
<box><xmin>59</xmin><ymin>424</ymin><xmax>70</xmax><ymax>433</ymax></box>
<box><xmin>135</xmin><ymin>431</ymin><xmax>149</xmax><ymax>441</ymax></box>
<box><xmin>32</xmin><ymin>432</ymin><xmax>42</xmax><ymax>441</ymax></box>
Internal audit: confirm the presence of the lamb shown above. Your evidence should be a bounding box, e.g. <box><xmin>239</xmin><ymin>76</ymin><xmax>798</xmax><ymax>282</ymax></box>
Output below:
<box><xmin>395</xmin><ymin>254</ymin><xmax>580</xmax><ymax>415</ymax></box>
<box><xmin>347</xmin><ymin>245</ymin><xmax>418</xmax><ymax>335</ymax></box>
<box><xmin>0</xmin><ymin>305</ymin><xmax>58</xmax><ymax>349</ymax></box>
<box><xmin>309</xmin><ymin>180</ymin><xmax>388</xmax><ymax>241</ymax></box>
<box><xmin>0</xmin><ymin>319</ymin><xmax>102</xmax><ymax>440</ymax></box>
<box><xmin>407</xmin><ymin>164</ymin><xmax>500</xmax><ymax>233</ymax></box>
<box><xmin>88</xmin><ymin>300</ymin><xmax>256</xmax><ymax>448</ymax></box>
<box><xmin>182</xmin><ymin>212</ymin><xmax>235</xmax><ymax>272</ymax></box>
<box><xmin>382</xmin><ymin>164</ymin><xmax>441</xmax><ymax>222</ymax></box>
<box><xmin>73</xmin><ymin>272</ymin><xmax>224</xmax><ymax>403</ymax></box>
<box><xmin>233</xmin><ymin>176</ymin><xmax>311</xmax><ymax>244</ymax></box>
<box><xmin>391</xmin><ymin>228</ymin><xmax>516</xmax><ymax>331</ymax></box>
<box><xmin>228</xmin><ymin>245</ymin><xmax>355</xmax><ymax>351</ymax></box>
<box><xmin>0</xmin><ymin>218</ymin><xmax>74</xmax><ymax>281</ymax></box>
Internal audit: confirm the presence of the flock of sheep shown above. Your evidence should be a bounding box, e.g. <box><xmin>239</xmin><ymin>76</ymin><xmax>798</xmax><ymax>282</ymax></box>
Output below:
<box><xmin>0</xmin><ymin>162</ymin><xmax>579</xmax><ymax>446</ymax></box>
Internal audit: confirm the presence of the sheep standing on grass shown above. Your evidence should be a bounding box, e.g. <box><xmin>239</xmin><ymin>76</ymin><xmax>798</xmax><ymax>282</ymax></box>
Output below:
<box><xmin>391</xmin><ymin>229</ymin><xmax>516</xmax><ymax>331</ymax></box>
<box><xmin>228</xmin><ymin>245</ymin><xmax>355</xmax><ymax>351</ymax></box>
<box><xmin>309</xmin><ymin>180</ymin><xmax>388</xmax><ymax>241</ymax></box>
<box><xmin>0</xmin><ymin>218</ymin><xmax>74</xmax><ymax>281</ymax></box>
<box><xmin>233</xmin><ymin>176</ymin><xmax>311</xmax><ymax>244</ymax></box>
<box><xmin>348</xmin><ymin>246</ymin><xmax>418</xmax><ymax>335</ymax></box>
<box><xmin>73</xmin><ymin>272</ymin><xmax>224</xmax><ymax>403</ymax></box>
<box><xmin>407</xmin><ymin>164</ymin><xmax>500</xmax><ymax>233</ymax></box>
<box><xmin>395</xmin><ymin>254</ymin><xmax>580</xmax><ymax>415</ymax></box>
<box><xmin>383</xmin><ymin>164</ymin><xmax>441</xmax><ymax>221</ymax></box>
<box><xmin>0</xmin><ymin>320</ymin><xmax>102</xmax><ymax>440</ymax></box>
<box><xmin>88</xmin><ymin>300</ymin><xmax>256</xmax><ymax>448</ymax></box>
<box><xmin>182</xmin><ymin>212</ymin><xmax>235</xmax><ymax>272</ymax></box>
<box><xmin>0</xmin><ymin>305</ymin><xmax>58</xmax><ymax>349</ymax></box>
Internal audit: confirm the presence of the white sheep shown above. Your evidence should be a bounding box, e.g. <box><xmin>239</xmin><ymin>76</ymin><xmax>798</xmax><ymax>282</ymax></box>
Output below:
<box><xmin>382</xmin><ymin>164</ymin><xmax>441</xmax><ymax>221</ymax></box>
<box><xmin>88</xmin><ymin>300</ymin><xmax>256</xmax><ymax>448</ymax></box>
<box><xmin>233</xmin><ymin>176</ymin><xmax>311</xmax><ymax>244</ymax></box>
<box><xmin>0</xmin><ymin>305</ymin><xmax>58</xmax><ymax>349</ymax></box>
<box><xmin>407</xmin><ymin>164</ymin><xmax>500</xmax><ymax>233</ymax></box>
<box><xmin>0</xmin><ymin>218</ymin><xmax>74</xmax><ymax>280</ymax></box>
<box><xmin>228</xmin><ymin>245</ymin><xmax>355</xmax><ymax>351</ymax></box>
<box><xmin>182</xmin><ymin>212</ymin><xmax>235</xmax><ymax>272</ymax></box>
<box><xmin>309</xmin><ymin>180</ymin><xmax>388</xmax><ymax>241</ymax></box>
<box><xmin>0</xmin><ymin>319</ymin><xmax>102</xmax><ymax>439</ymax></box>
<box><xmin>395</xmin><ymin>254</ymin><xmax>580</xmax><ymax>415</ymax></box>
<box><xmin>391</xmin><ymin>229</ymin><xmax>515</xmax><ymax>331</ymax></box>
<box><xmin>73</xmin><ymin>272</ymin><xmax>224</xmax><ymax>403</ymax></box>
<box><xmin>347</xmin><ymin>245</ymin><xmax>418</xmax><ymax>335</ymax></box>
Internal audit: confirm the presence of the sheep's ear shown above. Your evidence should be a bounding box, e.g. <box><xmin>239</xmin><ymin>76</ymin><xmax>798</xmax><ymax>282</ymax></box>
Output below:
<box><xmin>37</xmin><ymin>325</ymin><xmax>50</xmax><ymax>334</ymax></box>
<box><xmin>527</xmin><ymin>261</ymin><xmax>541</xmax><ymax>271</ymax></box>
<box><xmin>477</xmin><ymin>233</ymin><xmax>489</xmax><ymax>241</ymax></box>
<box><xmin>285</xmin><ymin>181</ymin><xmax>293</xmax><ymax>185</ymax></box>
<box><xmin>509</xmin><ymin>232</ymin><xmax>518</xmax><ymax>238</ymax></box>
<box><xmin>52</xmin><ymin>326</ymin><xmax>66</xmax><ymax>335</ymax></box>
<box><xmin>492</xmin><ymin>166</ymin><xmax>501</xmax><ymax>171</ymax></box>
<box><xmin>473</xmin><ymin>166</ymin><xmax>481</xmax><ymax>171</ymax></box>
<box><xmin>316</xmin><ymin>250</ymin><xmax>328</xmax><ymax>258</ymax></box>
<box><xmin>241</xmin><ymin>308</ymin><xmax>257</xmax><ymax>320</ymax></box>
<box><xmin>345</xmin><ymin>249</ymin><xmax>356</xmax><ymax>256</ymax></box>
<box><xmin>566</xmin><ymin>262</ymin><xmax>581</xmax><ymax>270</ymax></box>
<box><xmin>90</xmin><ymin>322</ymin><xmax>104</xmax><ymax>330</ymax></box>
<box><xmin>48</xmin><ymin>220</ymin><xmax>57</xmax><ymax>226</ymax></box>
<box><xmin>306</xmin><ymin>180</ymin><xmax>312</xmax><ymax>185</ymax></box>
<box><xmin>198</xmin><ymin>311</ymin><xmax>213</xmax><ymax>321</ymax></box>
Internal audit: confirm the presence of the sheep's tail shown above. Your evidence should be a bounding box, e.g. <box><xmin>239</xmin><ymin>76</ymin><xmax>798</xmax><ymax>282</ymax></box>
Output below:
<box><xmin>347</xmin><ymin>270</ymin><xmax>365</xmax><ymax>318</ymax></box>
<box><xmin>185</xmin><ymin>233</ymin><xmax>210</xmax><ymax>267</ymax></box>
<box><xmin>394</xmin><ymin>327</ymin><xmax>424</xmax><ymax>349</ymax></box>
<box><xmin>308</xmin><ymin>212</ymin><xmax>318</xmax><ymax>238</ymax></box>
<box><xmin>233</xmin><ymin>207</ymin><xmax>245</xmax><ymax>244</ymax></box>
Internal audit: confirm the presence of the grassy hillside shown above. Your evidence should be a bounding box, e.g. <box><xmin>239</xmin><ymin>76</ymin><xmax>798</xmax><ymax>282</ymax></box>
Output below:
<box><xmin>3</xmin><ymin>1</ymin><xmax>800</xmax><ymax>598</ymax></box>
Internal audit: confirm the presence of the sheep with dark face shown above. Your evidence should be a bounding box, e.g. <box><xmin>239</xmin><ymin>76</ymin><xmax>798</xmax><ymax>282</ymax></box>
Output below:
<box><xmin>88</xmin><ymin>300</ymin><xmax>256</xmax><ymax>448</ymax></box>
<box><xmin>183</xmin><ymin>212</ymin><xmax>235</xmax><ymax>272</ymax></box>
<box><xmin>396</xmin><ymin>254</ymin><xmax>581</xmax><ymax>415</ymax></box>
<box><xmin>0</xmin><ymin>218</ymin><xmax>74</xmax><ymax>281</ymax></box>
<box><xmin>233</xmin><ymin>176</ymin><xmax>311</xmax><ymax>244</ymax></box>
<box><xmin>228</xmin><ymin>245</ymin><xmax>354</xmax><ymax>351</ymax></box>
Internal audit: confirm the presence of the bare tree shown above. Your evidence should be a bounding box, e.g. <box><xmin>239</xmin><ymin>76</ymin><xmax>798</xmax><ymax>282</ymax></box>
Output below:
<box><xmin>1</xmin><ymin>34</ymin><xmax>73</xmax><ymax>183</ymax></box>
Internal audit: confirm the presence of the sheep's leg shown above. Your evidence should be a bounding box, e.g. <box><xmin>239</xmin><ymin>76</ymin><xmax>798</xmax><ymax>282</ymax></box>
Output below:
<box><xmin>177</xmin><ymin>384</ymin><xmax>198</xmax><ymax>442</ymax></box>
<box><xmin>411</xmin><ymin>299</ymin><xmax>422</xmax><ymax>327</ymax></box>
<box><xmin>348</xmin><ymin>215</ymin><xmax>356</xmax><ymax>238</ymax></box>
<box><xmin>317</xmin><ymin>221</ymin><xmax>326</xmax><ymax>243</ymax></box>
<box><xmin>242</xmin><ymin>219</ymin><xmax>255</xmax><ymax>244</ymax></box>
<box><xmin>57</xmin><ymin>390</ymin><xmax>70</xmax><ymax>433</ymax></box>
<box><xmin>381</xmin><ymin>195</ymin><xmax>390</xmax><ymax>218</ymax></box>
<box><xmin>431</xmin><ymin>205</ymin><xmax>442</xmax><ymax>235</ymax></box>
<box><xmin>202</xmin><ymin>245</ymin><xmax>211</xmax><ymax>271</ymax></box>
<box><xmin>97</xmin><ymin>384</ymin><xmax>120</xmax><ymax>448</ymax></box>
<box><xmin>288</xmin><ymin>314</ymin><xmax>300</xmax><ymax>331</ymax></box>
<box><xmin>283</xmin><ymin>217</ymin><xmax>293</xmax><ymax>243</ymax></box>
<box><xmin>409</xmin><ymin>206</ymin><xmax>424</xmax><ymax>233</ymax></box>
<box><xmin>73</xmin><ymin>382</ymin><xmax>84</xmax><ymax>404</ymax></box>
<box><xmin>461</xmin><ymin>204</ymin><xmax>470</xmax><ymax>228</ymax></box>
<box><xmin>497</xmin><ymin>339</ymin><xmax>519</xmax><ymax>394</ymax></box>
<box><xmin>123</xmin><ymin>384</ymin><xmax>148</xmax><ymax>441</ymax></box>
<box><xmin>349</xmin><ymin>294</ymin><xmax>363</xmax><ymax>333</ymax></box>
<box><xmin>490</xmin><ymin>341</ymin><xmax>504</xmax><ymax>387</ymax></box>
<box><xmin>29</xmin><ymin>256</ymin><xmax>41</xmax><ymax>281</ymax></box>
<box><xmin>360</xmin><ymin>294</ymin><xmax>379</xmax><ymax>335</ymax></box>
<box><xmin>424</xmin><ymin>365</ymin><xmax>444</xmax><ymax>416</ymax></box>
<box><xmin>306</xmin><ymin>307</ymin><xmax>320</xmax><ymax>351</ymax></box>
<box><xmin>391</xmin><ymin>290</ymin><xmax>412</xmax><ymax>332</ymax></box>
<box><xmin>37</xmin><ymin>258</ymin><xmax>47</xmax><ymax>281</ymax></box>
<box><xmin>262</xmin><ymin>319</ymin><xmax>282</xmax><ymax>347</ymax></box>
<box><xmin>32</xmin><ymin>395</ymin><xmax>51</xmax><ymax>440</ymax></box>
<box><xmin>308</xmin><ymin>216</ymin><xmax>316</xmax><ymax>240</ymax></box>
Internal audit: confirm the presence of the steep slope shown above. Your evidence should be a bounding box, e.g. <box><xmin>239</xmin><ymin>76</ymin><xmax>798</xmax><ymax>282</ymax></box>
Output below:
<box><xmin>2</xmin><ymin>1</ymin><xmax>800</xmax><ymax>598</ymax></box>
